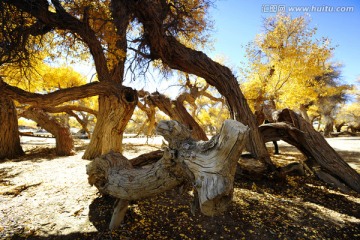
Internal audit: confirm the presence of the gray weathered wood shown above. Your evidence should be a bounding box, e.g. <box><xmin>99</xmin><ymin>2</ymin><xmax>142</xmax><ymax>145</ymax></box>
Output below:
<box><xmin>87</xmin><ymin>119</ymin><xmax>249</xmax><ymax>220</ymax></box>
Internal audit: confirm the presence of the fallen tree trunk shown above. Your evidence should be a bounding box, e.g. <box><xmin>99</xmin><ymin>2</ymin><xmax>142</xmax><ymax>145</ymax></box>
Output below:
<box><xmin>259</xmin><ymin>108</ymin><xmax>360</xmax><ymax>193</ymax></box>
<box><xmin>87</xmin><ymin>119</ymin><xmax>249</xmax><ymax>229</ymax></box>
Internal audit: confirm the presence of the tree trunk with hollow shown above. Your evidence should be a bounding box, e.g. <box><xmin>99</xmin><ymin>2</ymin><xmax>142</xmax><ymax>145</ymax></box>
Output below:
<box><xmin>0</xmin><ymin>95</ymin><xmax>24</xmax><ymax>160</ymax></box>
<box><xmin>83</xmin><ymin>89</ymin><xmax>138</xmax><ymax>159</ymax></box>
<box><xmin>87</xmin><ymin>119</ymin><xmax>249</xmax><ymax>229</ymax></box>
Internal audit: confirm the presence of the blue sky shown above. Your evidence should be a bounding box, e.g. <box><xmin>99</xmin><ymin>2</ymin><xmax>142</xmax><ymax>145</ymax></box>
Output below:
<box><xmin>207</xmin><ymin>0</ymin><xmax>360</xmax><ymax>85</ymax></box>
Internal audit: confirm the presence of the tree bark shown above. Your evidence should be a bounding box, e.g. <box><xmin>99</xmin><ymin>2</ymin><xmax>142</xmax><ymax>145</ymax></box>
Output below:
<box><xmin>83</xmin><ymin>89</ymin><xmax>138</xmax><ymax>159</ymax></box>
<box><xmin>84</xmin><ymin>0</ymin><xmax>132</xmax><ymax>159</ymax></box>
<box><xmin>259</xmin><ymin>109</ymin><xmax>360</xmax><ymax>193</ymax></box>
<box><xmin>87</xmin><ymin>119</ymin><xmax>249</xmax><ymax>228</ymax></box>
<box><xmin>0</xmin><ymin>95</ymin><xmax>24</xmax><ymax>160</ymax></box>
<box><xmin>21</xmin><ymin>108</ymin><xmax>74</xmax><ymax>156</ymax></box>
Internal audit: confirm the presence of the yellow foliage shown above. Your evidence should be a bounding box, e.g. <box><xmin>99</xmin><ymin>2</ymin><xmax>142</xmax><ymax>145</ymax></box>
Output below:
<box><xmin>242</xmin><ymin>13</ymin><xmax>335</xmax><ymax>111</ymax></box>
<box><xmin>336</xmin><ymin>102</ymin><xmax>360</xmax><ymax>124</ymax></box>
<box><xmin>1</xmin><ymin>61</ymin><xmax>86</xmax><ymax>92</ymax></box>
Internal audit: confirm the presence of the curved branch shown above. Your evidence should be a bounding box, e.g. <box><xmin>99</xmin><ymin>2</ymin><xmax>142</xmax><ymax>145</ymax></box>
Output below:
<box><xmin>4</xmin><ymin>0</ymin><xmax>110</xmax><ymax>81</ymax></box>
<box><xmin>0</xmin><ymin>79</ymin><xmax>129</xmax><ymax>107</ymax></box>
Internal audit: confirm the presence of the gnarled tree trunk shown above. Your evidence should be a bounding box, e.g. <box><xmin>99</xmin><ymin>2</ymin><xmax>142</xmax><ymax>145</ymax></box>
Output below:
<box><xmin>0</xmin><ymin>95</ymin><xmax>24</xmax><ymax>160</ymax></box>
<box><xmin>83</xmin><ymin>89</ymin><xmax>138</xmax><ymax>159</ymax></box>
<box><xmin>87</xmin><ymin>119</ymin><xmax>249</xmax><ymax>229</ymax></box>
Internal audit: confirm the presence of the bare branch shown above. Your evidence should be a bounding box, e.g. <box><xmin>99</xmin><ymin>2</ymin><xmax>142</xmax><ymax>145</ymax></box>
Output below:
<box><xmin>0</xmin><ymin>78</ymin><xmax>130</xmax><ymax>107</ymax></box>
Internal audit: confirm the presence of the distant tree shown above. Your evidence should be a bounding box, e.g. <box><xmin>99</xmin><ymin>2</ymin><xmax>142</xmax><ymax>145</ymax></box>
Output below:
<box><xmin>336</xmin><ymin>83</ymin><xmax>360</xmax><ymax>133</ymax></box>
<box><xmin>312</xmin><ymin>67</ymin><xmax>350</xmax><ymax>137</ymax></box>
<box><xmin>242</xmin><ymin>13</ymin><xmax>336</xmax><ymax>121</ymax></box>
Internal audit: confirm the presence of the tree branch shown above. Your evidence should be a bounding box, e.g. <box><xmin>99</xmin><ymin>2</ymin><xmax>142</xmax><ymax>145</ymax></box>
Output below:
<box><xmin>41</xmin><ymin>105</ymin><xmax>98</xmax><ymax>116</ymax></box>
<box><xmin>4</xmin><ymin>0</ymin><xmax>110</xmax><ymax>81</ymax></box>
<box><xmin>0</xmin><ymin>79</ymin><xmax>129</xmax><ymax>107</ymax></box>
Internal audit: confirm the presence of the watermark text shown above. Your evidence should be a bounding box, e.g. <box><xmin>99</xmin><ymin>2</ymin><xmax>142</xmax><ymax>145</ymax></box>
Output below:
<box><xmin>262</xmin><ymin>4</ymin><xmax>354</xmax><ymax>13</ymax></box>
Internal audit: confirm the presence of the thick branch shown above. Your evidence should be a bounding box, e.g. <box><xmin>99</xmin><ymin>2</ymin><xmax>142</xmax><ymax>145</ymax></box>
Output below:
<box><xmin>0</xmin><ymin>80</ymin><xmax>128</xmax><ymax>107</ymax></box>
<box><xmin>146</xmin><ymin>92</ymin><xmax>208</xmax><ymax>140</ymax></box>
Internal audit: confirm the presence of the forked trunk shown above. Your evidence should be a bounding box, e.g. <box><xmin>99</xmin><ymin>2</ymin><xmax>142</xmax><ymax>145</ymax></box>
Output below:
<box><xmin>0</xmin><ymin>95</ymin><xmax>24</xmax><ymax>160</ymax></box>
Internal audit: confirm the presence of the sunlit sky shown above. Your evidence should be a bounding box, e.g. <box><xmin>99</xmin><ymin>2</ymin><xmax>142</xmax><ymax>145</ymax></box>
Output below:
<box><xmin>77</xmin><ymin>0</ymin><xmax>360</xmax><ymax>92</ymax></box>
<box><xmin>207</xmin><ymin>0</ymin><xmax>360</xmax><ymax>85</ymax></box>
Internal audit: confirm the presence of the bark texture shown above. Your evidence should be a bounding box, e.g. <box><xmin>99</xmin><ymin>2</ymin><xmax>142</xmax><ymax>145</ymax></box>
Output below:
<box><xmin>87</xmin><ymin>119</ymin><xmax>249</xmax><ymax>228</ymax></box>
<box><xmin>259</xmin><ymin>108</ymin><xmax>360</xmax><ymax>193</ymax></box>
<box><xmin>83</xmin><ymin>88</ymin><xmax>138</xmax><ymax>159</ymax></box>
<box><xmin>0</xmin><ymin>95</ymin><xmax>24</xmax><ymax>160</ymax></box>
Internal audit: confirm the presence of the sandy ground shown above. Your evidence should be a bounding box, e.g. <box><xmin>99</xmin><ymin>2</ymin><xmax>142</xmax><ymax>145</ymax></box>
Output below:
<box><xmin>0</xmin><ymin>136</ymin><xmax>160</xmax><ymax>238</ymax></box>
<box><xmin>0</xmin><ymin>136</ymin><xmax>359</xmax><ymax>239</ymax></box>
